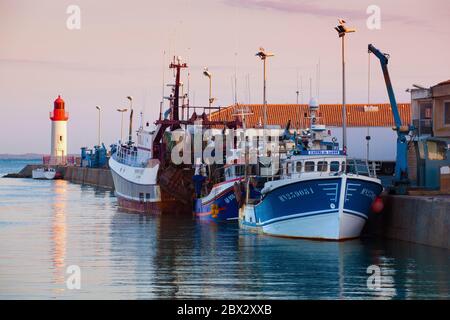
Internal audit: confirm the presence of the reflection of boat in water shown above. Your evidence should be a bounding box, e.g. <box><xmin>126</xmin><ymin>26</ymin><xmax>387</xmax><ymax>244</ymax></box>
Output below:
<box><xmin>32</xmin><ymin>167</ymin><xmax>56</xmax><ymax>180</ymax></box>
<box><xmin>237</xmin><ymin>233</ymin><xmax>398</xmax><ymax>299</ymax></box>
<box><xmin>240</xmin><ymin>98</ymin><xmax>383</xmax><ymax>240</ymax></box>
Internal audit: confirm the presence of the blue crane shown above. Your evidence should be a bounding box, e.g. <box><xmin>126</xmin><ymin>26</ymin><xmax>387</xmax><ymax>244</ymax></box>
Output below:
<box><xmin>368</xmin><ymin>44</ymin><xmax>414</xmax><ymax>194</ymax></box>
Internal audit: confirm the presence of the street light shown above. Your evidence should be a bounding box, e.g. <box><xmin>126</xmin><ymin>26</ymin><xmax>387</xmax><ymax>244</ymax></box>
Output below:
<box><xmin>116</xmin><ymin>108</ymin><xmax>128</xmax><ymax>143</ymax></box>
<box><xmin>255</xmin><ymin>47</ymin><xmax>274</xmax><ymax>132</ymax></box>
<box><xmin>95</xmin><ymin>106</ymin><xmax>101</xmax><ymax>146</ymax></box>
<box><xmin>126</xmin><ymin>96</ymin><xmax>133</xmax><ymax>145</ymax></box>
<box><xmin>203</xmin><ymin>67</ymin><xmax>214</xmax><ymax>113</ymax></box>
<box><xmin>334</xmin><ymin>19</ymin><xmax>355</xmax><ymax>152</ymax></box>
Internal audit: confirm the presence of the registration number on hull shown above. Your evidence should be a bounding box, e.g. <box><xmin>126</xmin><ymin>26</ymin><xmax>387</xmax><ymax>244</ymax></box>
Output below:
<box><xmin>278</xmin><ymin>187</ymin><xmax>314</xmax><ymax>202</ymax></box>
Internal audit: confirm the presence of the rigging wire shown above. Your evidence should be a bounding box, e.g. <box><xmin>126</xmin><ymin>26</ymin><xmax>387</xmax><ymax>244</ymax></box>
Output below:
<box><xmin>366</xmin><ymin>51</ymin><xmax>372</xmax><ymax>161</ymax></box>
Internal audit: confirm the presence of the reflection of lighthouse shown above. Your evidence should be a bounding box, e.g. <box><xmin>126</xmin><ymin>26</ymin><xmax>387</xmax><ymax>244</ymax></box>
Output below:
<box><xmin>50</xmin><ymin>95</ymin><xmax>69</xmax><ymax>164</ymax></box>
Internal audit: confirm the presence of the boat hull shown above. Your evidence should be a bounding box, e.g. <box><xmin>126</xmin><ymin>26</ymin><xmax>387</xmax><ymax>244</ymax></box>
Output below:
<box><xmin>32</xmin><ymin>169</ymin><xmax>45</xmax><ymax>179</ymax></box>
<box><xmin>32</xmin><ymin>168</ymin><xmax>55</xmax><ymax>180</ymax></box>
<box><xmin>240</xmin><ymin>175</ymin><xmax>383</xmax><ymax>240</ymax></box>
<box><xmin>194</xmin><ymin>178</ymin><xmax>242</xmax><ymax>222</ymax></box>
<box><xmin>109</xmin><ymin>156</ymin><xmax>180</xmax><ymax>214</ymax></box>
<box><xmin>44</xmin><ymin>171</ymin><xmax>56</xmax><ymax>180</ymax></box>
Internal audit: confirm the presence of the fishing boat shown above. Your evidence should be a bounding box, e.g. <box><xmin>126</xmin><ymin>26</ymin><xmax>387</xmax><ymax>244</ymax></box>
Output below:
<box><xmin>109</xmin><ymin>56</ymin><xmax>241</xmax><ymax>214</ymax></box>
<box><xmin>239</xmin><ymin>98</ymin><xmax>383</xmax><ymax>240</ymax></box>
<box><xmin>193</xmin><ymin>164</ymin><xmax>246</xmax><ymax>222</ymax></box>
<box><xmin>32</xmin><ymin>167</ymin><xmax>56</xmax><ymax>180</ymax></box>
<box><xmin>109</xmin><ymin>125</ymin><xmax>181</xmax><ymax>213</ymax></box>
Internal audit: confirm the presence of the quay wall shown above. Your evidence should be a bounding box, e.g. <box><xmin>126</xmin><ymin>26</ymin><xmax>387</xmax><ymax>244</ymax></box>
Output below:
<box><xmin>364</xmin><ymin>194</ymin><xmax>450</xmax><ymax>249</ymax></box>
<box><xmin>63</xmin><ymin>166</ymin><xmax>114</xmax><ymax>189</ymax></box>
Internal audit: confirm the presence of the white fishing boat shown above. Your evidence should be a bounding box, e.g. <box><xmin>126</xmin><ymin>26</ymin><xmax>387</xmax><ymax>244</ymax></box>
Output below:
<box><xmin>109</xmin><ymin>126</ymin><xmax>175</xmax><ymax>213</ymax></box>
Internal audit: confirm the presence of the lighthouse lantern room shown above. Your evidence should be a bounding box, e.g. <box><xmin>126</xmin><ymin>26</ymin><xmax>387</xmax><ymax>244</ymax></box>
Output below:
<box><xmin>50</xmin><ymin>95</ymin><xmax>69</xmax><ymax>164</ymax></box>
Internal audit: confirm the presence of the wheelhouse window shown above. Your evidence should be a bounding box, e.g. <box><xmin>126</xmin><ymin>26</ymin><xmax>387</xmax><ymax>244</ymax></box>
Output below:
<box><xmin>296</xmin><ymin>162</ymin><xmax>302</xmax><ymax>173</ymax></box>
<box><xmin>286</xmin><ymin>162</ymin><xmax>293</xmax><ymax>174</ymax></box>
<box><xmin>305</xmin><ymin>161</ymin><xmax>315</xmax><ymax>172</ymax></box>
<box><xmin>317</xmin><ymin>161</ymin><xmax>328</xmax><ymax>172</ymax></box>
<box><xmin>330</xmin><ymin>161</ymin><xmax>340</xmax><ymax>172</ymax></box>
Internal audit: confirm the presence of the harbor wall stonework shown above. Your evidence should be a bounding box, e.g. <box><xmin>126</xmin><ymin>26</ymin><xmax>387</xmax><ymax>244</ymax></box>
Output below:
<box><xmin>364</xmin><ymin>195</ymin><xmax>450</xmax><ymax>249</ymax></box>
<box><xmin>63</xmin><ymin>166</ymin><xmax>114</xmax><ymax>189</ymax></box>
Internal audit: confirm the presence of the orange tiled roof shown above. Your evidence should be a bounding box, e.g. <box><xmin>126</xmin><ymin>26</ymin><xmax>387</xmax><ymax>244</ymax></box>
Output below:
<box><xmin>210</xmin><ymin>103</ymin><xmax>411</xmax><ymax>128</ymax></box>
<box><xmin>435</xmin><ymin>79</ymin><xmax>450</xmax><ymax>86</ymax></box>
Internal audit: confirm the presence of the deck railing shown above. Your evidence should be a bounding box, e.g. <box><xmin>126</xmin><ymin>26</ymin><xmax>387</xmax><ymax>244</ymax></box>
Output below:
<box><xmin>43</xmin><ymin>155</ymin><xmax>76</xmax><ymax>166</ymax></box>
<box><xmin>112</xmin><ymin>145</ymin><xmax>149</xmax><ymax>168</ymax></box>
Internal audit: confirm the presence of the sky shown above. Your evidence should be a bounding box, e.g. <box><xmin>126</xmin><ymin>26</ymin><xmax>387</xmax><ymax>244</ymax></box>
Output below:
<box><xmin>1</xmin><ymin>0</ymin><xmax>449</xmax><ymax>154</ymax></box>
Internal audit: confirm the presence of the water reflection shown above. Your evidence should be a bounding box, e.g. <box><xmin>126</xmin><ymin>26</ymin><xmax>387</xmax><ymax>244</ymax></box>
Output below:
<box><xmin>51</xmin><ymin>180</ymin><xmax>67</xmax><ymax>293</ymax></box>
<box><xmin>0</xmin><ymin>176</ymin><xmax>448</xmax><ymax>299</ymax></box>
<box><xmin>108</xmin><ymin>210</ymin><xmax>450</xmax><ymax>299</ymax></box>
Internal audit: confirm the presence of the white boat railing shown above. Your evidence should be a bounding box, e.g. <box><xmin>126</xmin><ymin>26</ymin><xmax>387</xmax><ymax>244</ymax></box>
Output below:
<box><xmin>113</xmin><ymin>145</ymin><xmax>150</xmax><ymax>168</ymax></box>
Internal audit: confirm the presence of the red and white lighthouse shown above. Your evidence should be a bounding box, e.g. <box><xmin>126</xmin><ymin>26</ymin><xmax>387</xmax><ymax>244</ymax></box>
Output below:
<box><xmin>50</xmin><ymin>95</ymin><xmax>69</xmax><ymax>164</ymax></box>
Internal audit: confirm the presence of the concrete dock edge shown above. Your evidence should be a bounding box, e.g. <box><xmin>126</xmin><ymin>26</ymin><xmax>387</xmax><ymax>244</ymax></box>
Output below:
<box><xmin>364</xmin><ymin>194</ymin><xmax>450</xmax><ymax>249</ymax></box>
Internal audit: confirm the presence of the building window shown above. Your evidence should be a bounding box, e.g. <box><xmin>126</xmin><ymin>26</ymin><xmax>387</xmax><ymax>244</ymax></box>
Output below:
<box><xmin>59</xmin><ymin>135</ymin><xmax>63</xmax><ymax>142</ymax></box>
<box><xmin>418</xmin><ymin>101</ymin><xmax>433</xmax><ymax>135</ymax></box>
<box><xmin>445</xmin><ymin>101</ymin><xmax>450</xmax><ymax>125</ymax></box>
<box><xmin>427</xmin><ymin>141</ymin><xmax>447</xmax><ymax>161</ymax></box>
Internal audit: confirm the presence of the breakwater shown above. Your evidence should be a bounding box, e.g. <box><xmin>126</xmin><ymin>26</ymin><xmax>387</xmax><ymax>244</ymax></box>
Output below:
<box><xmin>63</xmin><ymin>166</ymin><xmax>114</xmax><ymax>189</ymax></box>
<box><xmin>4</xmin><ymin>164</ymin><xmax>114</xmax><ymax>189</ymax></box>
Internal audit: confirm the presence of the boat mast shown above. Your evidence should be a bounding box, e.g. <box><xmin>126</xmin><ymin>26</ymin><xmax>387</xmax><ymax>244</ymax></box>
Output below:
<box><xmin>170</xmin><ymin>56</ymin><xmax>187</xmax><ymax>130</ymax></box>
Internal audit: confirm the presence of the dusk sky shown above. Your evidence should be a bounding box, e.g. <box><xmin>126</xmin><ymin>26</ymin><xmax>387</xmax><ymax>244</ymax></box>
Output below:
<box><xmin>1</xmin><ymin>0</ymin><xmax>449</xmax><ymax>154</ymax></box>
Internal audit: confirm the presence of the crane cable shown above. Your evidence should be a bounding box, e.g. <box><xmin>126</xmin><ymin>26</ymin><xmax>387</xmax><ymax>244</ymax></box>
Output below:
<box><xmin>366</xmin><ymin>51</ymin><xmax>371</xmax><ymax>162</ymax></box>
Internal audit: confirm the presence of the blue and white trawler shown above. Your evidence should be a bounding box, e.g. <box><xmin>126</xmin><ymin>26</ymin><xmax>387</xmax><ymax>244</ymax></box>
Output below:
<box><xmin>239</xmin><ymin>98</ymin><xmax>383</xmax><ymax>240</ymax></box>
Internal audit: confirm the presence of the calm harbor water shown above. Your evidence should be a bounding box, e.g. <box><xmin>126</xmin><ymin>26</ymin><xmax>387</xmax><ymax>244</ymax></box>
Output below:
<box><xmin>0</xmin><ymin>160</ymin><xmax>449</xmax><ymax>299</ymax></box>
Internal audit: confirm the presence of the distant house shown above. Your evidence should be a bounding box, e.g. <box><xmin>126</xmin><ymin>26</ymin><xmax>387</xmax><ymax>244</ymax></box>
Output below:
<box><xmin>210</xmin><ymin>103</ymin><xmax>411</xmax><ymax>173</ymax></box>
<box><xmin>409</xmin><ymin>79</ymin><xmax>450</xmax><ymax>190</ymax></box>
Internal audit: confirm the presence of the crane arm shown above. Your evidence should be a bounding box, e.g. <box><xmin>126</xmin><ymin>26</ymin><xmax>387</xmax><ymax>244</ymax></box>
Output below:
<box><xmin>368</xmin><ymin>44</ymin><xmax>403</xmax><ymax>130</ymax></box>
<box><xmin>368</xmin><ymin>44</ymin><xmax>412</xmax><ymax>192</ymax></box>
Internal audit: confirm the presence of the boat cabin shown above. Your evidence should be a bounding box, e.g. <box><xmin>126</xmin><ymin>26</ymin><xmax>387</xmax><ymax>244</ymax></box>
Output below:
<box><xmin>281</xmin><ymin>155</ymin><xmax>376</xmax><ymax>179</ymax></box>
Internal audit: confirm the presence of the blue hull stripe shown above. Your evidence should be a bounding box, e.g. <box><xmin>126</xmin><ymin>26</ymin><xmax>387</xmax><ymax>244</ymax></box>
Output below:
<box><xmin>247</xmin><ymin>208</ymin><xmax>369</xmax><ymax>227</ymax></box>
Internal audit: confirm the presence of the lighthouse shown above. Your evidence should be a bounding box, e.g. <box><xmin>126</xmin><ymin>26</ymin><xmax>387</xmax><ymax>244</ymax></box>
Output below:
<box><xmin>50</xmin><ymin>95</ymin><xmax>69</xmax><ymax>164</ymax></box>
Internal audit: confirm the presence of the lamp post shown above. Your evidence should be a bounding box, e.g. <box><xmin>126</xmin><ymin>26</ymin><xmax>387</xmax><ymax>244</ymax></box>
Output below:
<box><xmin>255</xmin><ymin>47</ymin><xmax>274</xmax><ymax>131</ymax></box>
<box><xmin>95</xmin><ymin>106</ymin><xmax>101</xmax><ymax>146</ymax></box>
<box><xmin>117</xmin><ymin>108</ymin><xmax>128</xmax><ymax>143</ymax></box>
<box><xmin>203</xmin><ymin>67</ymin><xmax>213</xmax><ymax>114</ymax></box>
<box><xmin>126</xmin><ymin>96</ymin><xmax>133</xmax><ymax>145</ymax></box>
<box><xmin>334</xmin><ymin>19</ymin><xmax>355</xmax><ymax>152</ymax></box>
